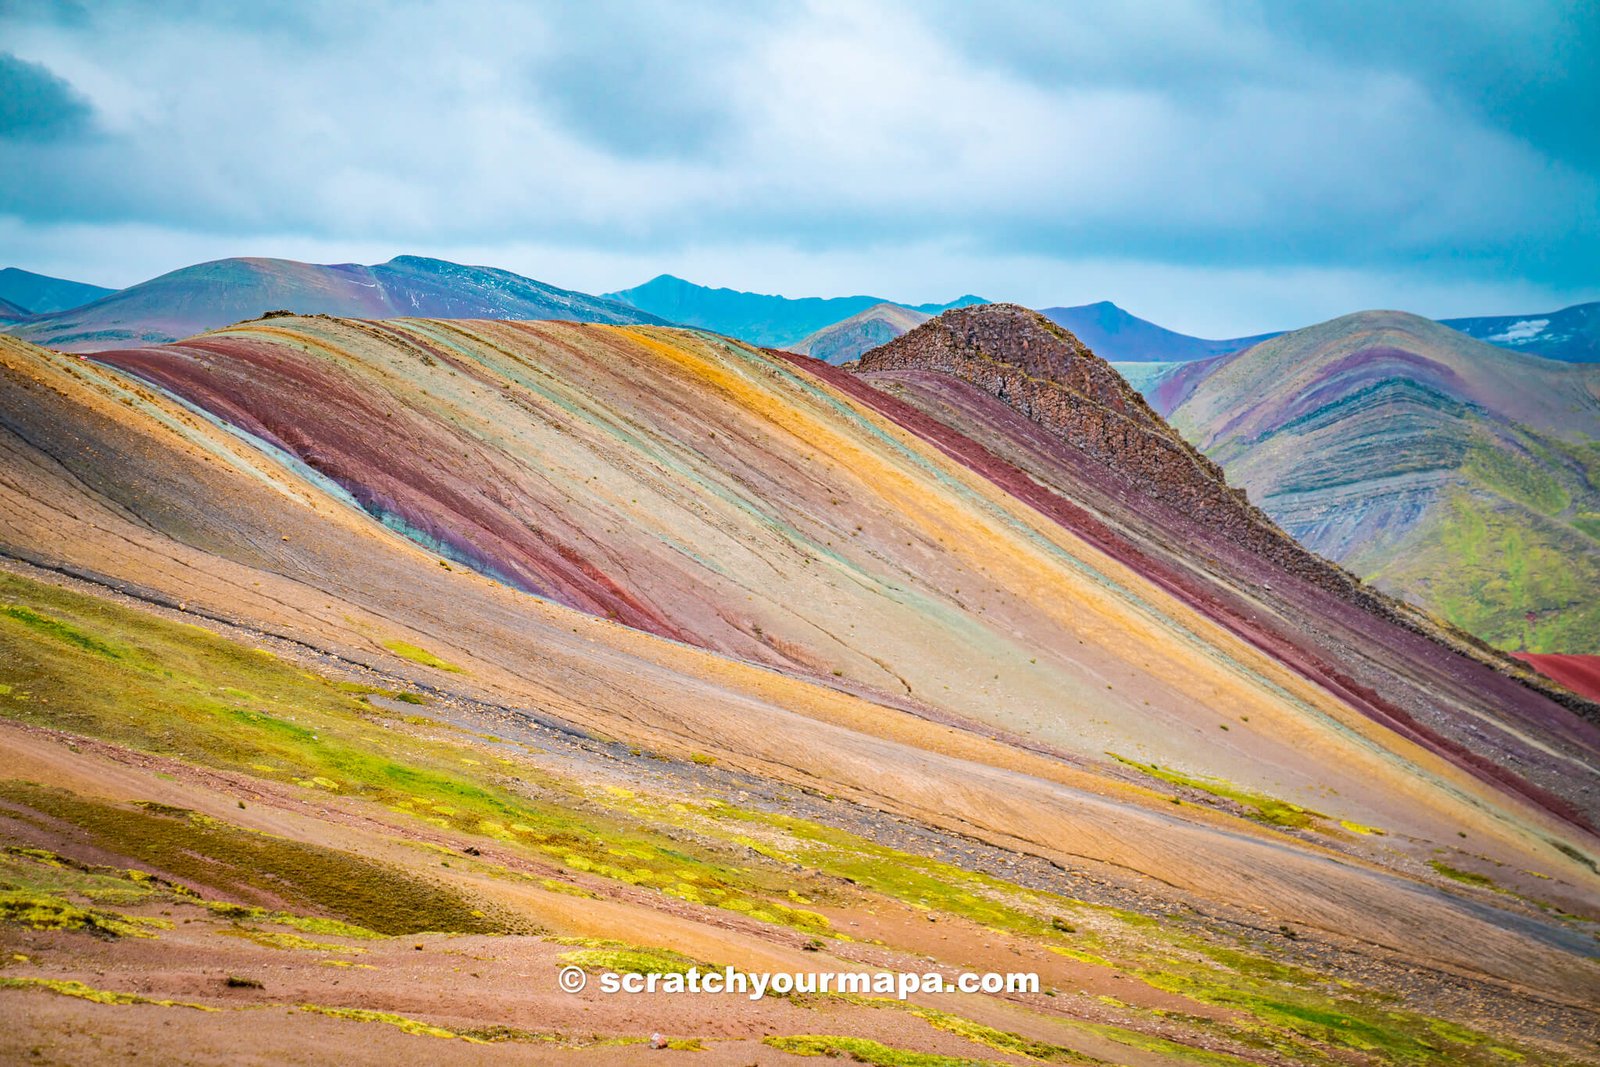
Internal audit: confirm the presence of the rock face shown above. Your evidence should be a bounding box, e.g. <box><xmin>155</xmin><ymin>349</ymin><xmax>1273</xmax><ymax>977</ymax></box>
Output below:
<box><xmin>858</xmin><ymin>303</ymin><xmax>1375</xmax><ymax>605</ymax></box>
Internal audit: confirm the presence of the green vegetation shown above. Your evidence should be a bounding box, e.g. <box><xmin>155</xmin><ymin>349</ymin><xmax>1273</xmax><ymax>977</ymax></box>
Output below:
<box><xmin>559</xmin><ymin>945</ymin><xmax>706</xmax><ymax>976</ymax></box>
<box><xmin>0</xmin><ymin>890</ymin><xmax>164</xmax><ymax>939</ymax></box>
<box><xmin>813</xmin><ymin>997</ymin><xmax>1104</xmax><ymax>1064</ymax></box>
<box><xmin>1108</xmin><ymin>755</ymin><xmax>1324</xmax><ymax>830</ymax></box>
<box><xmin>199</xmin><ymin>901</ymin><xmax>385</xmax><ymax>940</ymax></box>
<box><xmin>1420</xmin><ymin>490</ymin><xmax>1600</xmax><ymax>652</ymax></box>
<box><xmin>1428</xmin><ymin>860</ymin><xmax>1498</xmax><ymax>890</ymax></box>
<box><xmin>381</xmin><ymin>639</ymin><xmax>463</xmax><ymax>673</ymax></box>
<box><xmin>220</xmin><ymin>927</ymin><xmax>367</xmax><ymax>953</ymax></box>
<box><xmin>1464</xmin><ymin>438</ymin><xmax>1570</xmax><ymax>516</ymax></box>
<box><xmin>765</xmin><ymin>1035</ymin><xmax>1009</xmax><ymax>1066</ymax></box>
<box><xmin>1079</xmin><ymin>1025</ymin><xmax>1260</xmax><ymax>1067</ymax></box>
<box><xmin>0</xmin><ymin>573</ymin><xmax>1553</xmax><ymax>1065</ymax></box>
<box><xmin>0</xmin><ymin>572</ymin><xmax>834</xmax><ymax>934</ymax></box>
<box><xmin>298</xmin><ymin>1004</ymin><xmax>477</xmax><ymax>1041</ymax></box>
<box><xmin>0</xmin><ymin>977</ymin><xmax>215</xmax><ymax>1011</ymax></box>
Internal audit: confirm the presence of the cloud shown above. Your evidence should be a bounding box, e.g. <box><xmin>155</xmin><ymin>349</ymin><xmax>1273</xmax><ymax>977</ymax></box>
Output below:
<box><xmin>0</xmin><ymin>0</ymin><xmax>1594</xmax><ymax>328</ymax></box>
<box><xmin>0</xmin><ymin>51</ymin><xmax>93</xmax><ymax>140</ymax></box>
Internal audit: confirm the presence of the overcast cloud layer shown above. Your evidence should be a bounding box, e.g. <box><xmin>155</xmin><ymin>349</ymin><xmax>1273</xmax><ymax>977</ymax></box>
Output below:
<box><xmin>1</xmin><ymin>0</ymin><xmax>1595</xmax><ymax>335</ymax></box>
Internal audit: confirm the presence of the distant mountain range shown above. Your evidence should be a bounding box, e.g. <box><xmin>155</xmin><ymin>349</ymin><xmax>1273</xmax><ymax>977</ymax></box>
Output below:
<box><xmin>1040</xmin><ymin>300</ymin><xmax>1280</xmax><ymax>363</ymax></box>
<box><xmin>4</xmin><ymin>256</ymin><xmax>664</xmax><ymax>351</ymax></box>
<box><xmin>1155</xmin><ymin>310</ymin><xmax>1600</xmax><ymax>653</ymax></box>
<box><xmin>1441</xmin><ymin>302</ymin><xmax>1600</xmax><ymax>363</ymax></box>
<box><xmin>4</xmin><ymin>255</ymin><xmax>1596</xmax><ymax>369</ymax></box>
<box><xmin>605</xmin><ymin>274</ymin><xmax>984</xmax><ymax>348</ymax></box>
<box><xmin>0</xmin><ymin>267</ymin><xmax>116</xmax><ymax>315</ymax></box>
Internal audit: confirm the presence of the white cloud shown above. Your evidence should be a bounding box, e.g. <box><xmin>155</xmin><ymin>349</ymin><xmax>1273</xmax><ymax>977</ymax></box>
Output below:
<box><xmin>0</xmin><ymin>0</ymin><xmax>1594</xmax><ymax>330</ymax></box>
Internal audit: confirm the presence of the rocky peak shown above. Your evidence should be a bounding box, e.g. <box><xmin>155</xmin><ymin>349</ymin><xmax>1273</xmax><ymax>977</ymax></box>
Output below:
<box><xmin>855</xmin><ymin>301</ymin><xmax>1377</xmax><ymax>604</ymax></box>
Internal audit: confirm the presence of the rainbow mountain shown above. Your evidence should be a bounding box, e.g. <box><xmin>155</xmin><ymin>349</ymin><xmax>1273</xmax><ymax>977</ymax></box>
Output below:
<box><xmin>0</xmin><ymin>305</ymin><xmax>1597</xmax><ymax>1063</ymax></box>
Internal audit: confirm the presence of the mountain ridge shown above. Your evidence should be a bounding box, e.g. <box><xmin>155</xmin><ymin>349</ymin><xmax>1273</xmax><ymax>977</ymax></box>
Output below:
<box><xmin>1040</xmin><ymin>299</ymin><xmax>1280</xmax><ymax>362</ymax></box>
<box><xmin>605</xmin><ymin>273</ymin><xmax>984</xmax><ymax>348</ymax></box>
<box><xmin>1442</xmin><ymin>300</ymin><xmax>1600</xmax><ymax>362</ymax></box>
<box><xmin>5</xmin><ymin>255</ymin><xmax>665</xmax><ymax>351</ymax></box>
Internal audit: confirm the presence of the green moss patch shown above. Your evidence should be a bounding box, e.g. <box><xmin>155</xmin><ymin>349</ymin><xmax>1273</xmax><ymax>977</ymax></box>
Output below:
<box><xmin>1428</xmin><ymin>861</ymin><xmax>1499</xmax><ymax>890</ymax></box>
<box><xmin>559</xmin><ymin>945</ymin><xmax>706</xmax><ymax>976</ymax></box>
<box><xmin>0</xmin><ymin>976</ymin><xmax>215</xmax><ymax>1010</ymax></box>
<box><xmin>381</xmin><ymin>640</ymin><xmax>464</xmax><ymax>673</ymax></box>
<box><xmin>0</xmin><ymin>890</ymin><xmax>164</xmax><ymax>939</ymax></box>
<box><xmin>765</xmin><ymin>1035</ymin><xmax>1009</xmax><ymax>1066</ymax></box>
<box><xmin>1109</xmin><ymin>755</ymin><xmax>1324</xmax><ymax>830</ymax></box>
<box><xmin>298</xmin><ymin>1004</ymin><xmax>480</xmax><ymax>1041</ymax></box>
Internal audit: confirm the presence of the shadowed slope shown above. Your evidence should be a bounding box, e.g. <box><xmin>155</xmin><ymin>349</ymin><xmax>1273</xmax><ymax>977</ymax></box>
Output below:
<box><xmin>1157</xmin><ymin>311</ymin><xmax>1600</xmax><ymax>653</ymax></box>
<box><xmin>7</xmin><ymin>256</ymin><xmax>664</xmax><ymax>351</ymax></box>
<box><xmin>0</xmin><ymin>296</ymin><xmax>31</xmax><ymax>323</ymax></box>
<box><xmin>0</xmin><ymin>266</ymin><xmax>115</xmax><ymax>315</ymax></box>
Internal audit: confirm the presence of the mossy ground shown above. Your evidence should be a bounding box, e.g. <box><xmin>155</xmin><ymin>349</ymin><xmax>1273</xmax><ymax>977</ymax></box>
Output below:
<box><xmin>1361</xmin><ymin>425</ymin><xmax>1600</xmax><ymax>653</ymax></box>
<box><xmin>1108</xmin><ymin>755</ymin><xmax>1324</xmax><ymax>831</ymax></box>
<box><xmin>0</xmin><ymin>571</ymin><xmax>831</xmax><ymax>933</ymax></box>
<box><xmin>0</xmin><ymin>780</ymin><xmax>499</xmax><ymax>936</ymax></box>
<box><xmin>380</xmin><ymin>639</ymin><xmax>464</xmax><ymax>673</ymax></box>
<box><xmin>765</xmin><ymin>1034</ymin><xmax>1010</xmax><ymax>1066</ymax></box>
<box><xmin>0</xmin><ymin>976</ymin><xmax>215</xmax><ymax>1011</ymax></box>
<box><xmin>0</xmin><ymin>571</ymin><xmax>1565</xmax><ymax>1065</ymax></box>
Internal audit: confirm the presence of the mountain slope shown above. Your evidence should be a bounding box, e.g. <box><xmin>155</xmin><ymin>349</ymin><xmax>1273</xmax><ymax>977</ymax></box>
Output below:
<box><xmin>2</xmin><ymin>315</ymin><xmax>1598</xmax><ymax>1061</ymax></box>
<box><xmin>1157</xmin><ymin>311</ymin><xmax>1600</xmax><ymax>653</ymax></box>
<box><xmin>0</xmin><ymin>266</ymin><xmax>116</xmax><ymax>314</ymax></box>
<box><xmin>605</xmin><ymin>273</ymin><xmax>983</xmax><ymax>347</ymax></box>
<box><xmin>6</xmin><ymin>255</ymin><xmax>664</xmax><ymax>351</ymax></box>
<box><xmin>0</xmin><ymin>295</ymin><xmax>32</xmax><ymax>323</ymax></box>
<box><xmin>1039</xmin><ymin>300</ymin><xmax>1278</xmax><ymax>362</ymax></box>
<box><xmin>787</xmin><ymin>302</ymin><xmax>930</xmax><ymax>363</ymax></box>
<box><xmin>1443</xmin><ymin>301</ymin><xmax>1600</xmax><ymax>362</ymax></box>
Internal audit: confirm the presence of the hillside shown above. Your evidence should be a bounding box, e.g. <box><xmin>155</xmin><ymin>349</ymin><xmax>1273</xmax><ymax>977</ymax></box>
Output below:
<box><xmin>1443</xmin><ymin>301</ymin><xmax>1600</xmax><ymax>362</ymax></box>
<box><xmin>1</xmin><ymin>311</ymin><xmax>1597</xmax><ymax>1062</ymax></box>
<box><xmin>1157</xmin><ymin>310</ymin><xmax>1600</xmax><ymax>653</ymax></box>
<box><xmin>1039</xmin><ymin>300</ymin><xmax>1278</xmax><ymax>362</ymax></box>
<box><xmin>605</xmin><ymin>273</ymin><xmax>983</xmax><ymax>347</ymax></box>
<box><xmin>787</xmin><ymin>302</ymin><xmax>930</xmax><ymax>363</ymax></box>
<box><xmin>5</xmin><ymin>256</ymin><xmax>663</xmax><ymax>351</ymax></box>
<box><xmin>0</xmin><ymin>295</ymin><xmax>32</xmax><ymax>323</ymax></box>
<box><xmin>0</xmin><ymin>266</ymin><xmax>116</xmax><ymax>314</ymax></box>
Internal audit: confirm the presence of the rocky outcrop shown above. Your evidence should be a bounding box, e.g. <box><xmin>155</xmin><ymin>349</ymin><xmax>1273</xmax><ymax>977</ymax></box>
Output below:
<box><xmin>857</xmin><ymin>303</ymin><xmax>1380</xmax><ymax>603</ymax></box>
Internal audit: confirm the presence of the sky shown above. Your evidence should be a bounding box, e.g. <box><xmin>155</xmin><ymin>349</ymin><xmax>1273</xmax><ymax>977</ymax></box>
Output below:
<box><xmin>0</xmin><ymin>0</ymin><xmax>1596</xmax><ymax>337</ymax></box>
